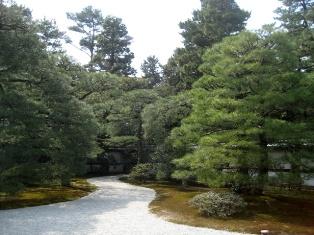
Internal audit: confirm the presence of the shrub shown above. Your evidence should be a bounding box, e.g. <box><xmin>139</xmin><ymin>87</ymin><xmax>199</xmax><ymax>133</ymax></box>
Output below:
<box><xmin>189</xmin><ymin>191</ymin><xmax>247</xmax><ymax>217</ymax></box>
<box><xmin>129</xmin><ymin>163</ymin><xmax>156</xmax><ymax>181</ymax></box>
<box><xmin>155</xmin><ymin>163</ymin><xmax>173</xmax><ymax>181</ymax></box>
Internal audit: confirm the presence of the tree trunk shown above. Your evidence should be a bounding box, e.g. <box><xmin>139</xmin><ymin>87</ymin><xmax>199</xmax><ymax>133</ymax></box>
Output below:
<box><xmin>136</xmin><ymin>118</ymin><xmax>144</xmax><ymax>164</ymax></box>
<box><xmin>258</xmin><ymin>133</ymin><xmax>269</xmax><ymax>194</ymax></box>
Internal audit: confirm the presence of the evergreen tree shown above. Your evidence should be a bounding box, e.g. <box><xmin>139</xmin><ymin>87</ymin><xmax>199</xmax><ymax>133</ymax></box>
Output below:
<box><xmin>163</xmin><ymin>48</ymin><xmax>203</xmax><ymax>91</ymax></box>
<box><xmin>38</xmin><ymin>19</ymin><xmax>68</xmax><ymax>53</ymax></box>
<box><xmin>95</xmin><ymin>16</ymin><xmax>136</xmax><ymax>76</ymax></box>
<box><xmin>180</xmin><ymin>0</ymin><xmax>250</xmax><ymax>48</ymax></box>
<box><xmin>276</xmin><ymin>0</ymin><xmax>313</xmax><ymax>32</ymax></box>
<box><xmin>67</xmin><ymin>6</ymin><xmax>104</xmax><ymax>64</ymax></box>
<box><xmin>141</xmin><ymin>56</ymin><xmax>163</xmax><ymax>87</ymax></box>
<box><xmin>164</xmin><ymin>0</ymin><xmax>250</xmax><ymax>92</ymax></box>
<box><xmin>143</xmin><ymin>94</ymin><xmax>191</xmax><ymax>147</ymax></box>
<box><xmin>74</xmin><ymin>72</ymin><xmax>154</xmax><ymax>163</ymax></box>
<box><xmin>106</xmin><ymin>89</ymin><xmax>158</xmax><ymax>163</ymax></box>
<box><xmin>142</xmin><ymin>94</ymin><xmax>192</xmax><ymax>179</ymax></box>
<box><xmin>276</xmin><ymin>0</ymin><xmax>314</xmax><ymax>72</ymax></box>
<box><xmin>0</xmin><ymin>2</ymin><xmax>98</xmax><ymax>193</ymax></box>
<box><xmin>171</xmin><ymin>30</ymin><xmax>314</xmax><ymax>193</ymax></box>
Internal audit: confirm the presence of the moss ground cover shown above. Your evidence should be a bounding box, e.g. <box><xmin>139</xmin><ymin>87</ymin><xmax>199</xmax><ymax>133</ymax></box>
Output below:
<box><xmin>0</xmin><ymin>178</ymin><xmax>96</xmax><ymax>210</ymax></box>
<box><xmin>125</xmin><ymin>179</ymin><xmax>314</xmax><ymax>235</ymax></box>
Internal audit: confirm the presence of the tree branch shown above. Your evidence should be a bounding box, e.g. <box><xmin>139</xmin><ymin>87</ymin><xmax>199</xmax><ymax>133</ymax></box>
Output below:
<box><xmin>68</xmin><ymin>42</ymin><xmax>91</xmax><ymax>58</ymax></box>
<box><xmin>79</xmin><ymin>91</ymin><xmax>94</xmax><ymax>100</ymax></box>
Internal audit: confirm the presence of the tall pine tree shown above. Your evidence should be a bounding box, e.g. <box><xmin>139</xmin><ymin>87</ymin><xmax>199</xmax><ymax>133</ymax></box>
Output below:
<box><xmin>67</xmin><ymin>6</ymin><xmax>104</xmax><ymax>66</ymax></box>
<box><xmin>94</xmin><ymin>16</ymin><xmax>136</xmax><ymax>76</ymax></box>
<box><xmin>164</xmin><ymin>0</ymin><xmax>250</xmax><ymax>92</ymax></box>
<box><xmin>171</xmin><ymin>29</ymin><xmax>314</xmax><ymax>193</ymax></box>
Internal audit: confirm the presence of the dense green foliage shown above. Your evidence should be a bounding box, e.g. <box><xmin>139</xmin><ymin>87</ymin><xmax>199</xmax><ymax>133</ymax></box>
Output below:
<box><xmin>164</xmin><ymin>0</ymin><xmax>250</xmax><ymax>92</ymax></box>
<box><xmin>67</xmin><ymin>7</ymin><xmax>136</xmax><ymax>74</ymax></box>
<box><xmin>74</xmin><ymin>72</ymin><xmax>158</xmax><ymax>163</ymax></box>
<box><xmin>94</xmin><ymin>16</ymin><xmax>136</xmax><ymax>76</ymax></box>
<box><xmin>141</xmin><ymin>56</ymin><xmax>163</xmax><ymax>87</ymax></box>
<box><xmin>1</xmin><ymin>0</ymin><xmax>313</xmax><ymax>196</ymax></box>
<box><xmin>170</xmin><ymin>0</ymin><xmax>314</xmax><ymax>193</ymax></box>
<box><xmin>128</xmin><ymin>163</ymin><xmax>156</xmax><ymax>181</ymax></box>
<box><xmin>141</xmin><ymin>94</ymin><xmax>192</xmax><ymax>179</ymax></box>
<box><xmin>180</xmin><ymin>0</ymin><xmax>250</xmax><ymax>48</ymax></box>
<box><xmin>276</xmin><ymin>0</ymin><xmax>314</xmax><ymax>72</ymax></box>
<box><xmin>0</xmin><ymin>3</ymin><xmax>98</xmax><ymax>193</ymax></box>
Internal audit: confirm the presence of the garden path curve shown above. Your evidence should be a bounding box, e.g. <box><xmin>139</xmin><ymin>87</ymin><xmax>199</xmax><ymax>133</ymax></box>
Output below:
<box><xmin>0</xmin><ymin>176</ymin><xmax>248</xmax><ymax>235</ymax></box>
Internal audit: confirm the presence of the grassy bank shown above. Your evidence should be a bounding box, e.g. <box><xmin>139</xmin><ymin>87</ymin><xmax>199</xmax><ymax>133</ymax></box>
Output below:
<box><xmin>124</xmin><ymin>179</ymin><xmax>314</xmax><ymax>235</ymax></box>
<box><xmin>0</xmin><ymin>178</ymin><xmax>97</xmax><ymax>210</ymax></box>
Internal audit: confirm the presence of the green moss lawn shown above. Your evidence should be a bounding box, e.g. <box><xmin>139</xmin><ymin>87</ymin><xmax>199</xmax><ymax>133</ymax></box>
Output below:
<box><xmin>0</xmin><ymin>178</ymin><xmax>96</xmax><ymax>210</ymax></box>
<box><xmin>126</xmin><ymin>180</ymin><xmax>314</xmax><ymax>235</ymax></box>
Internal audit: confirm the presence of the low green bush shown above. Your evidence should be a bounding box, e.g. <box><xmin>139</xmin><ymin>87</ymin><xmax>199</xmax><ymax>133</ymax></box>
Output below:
<box><xmin>129</xmin><ymin>163</ymin><xmax>156</xmax><ymax>181</ymax></box>
<box><xmin>189</xmin><ymin>191</ymin><xmax>247</xmax><ymax>217</ymax></box>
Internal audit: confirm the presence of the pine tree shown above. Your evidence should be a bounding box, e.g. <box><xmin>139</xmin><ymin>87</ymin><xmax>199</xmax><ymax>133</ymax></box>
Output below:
<box><xmin>164</xmin><ymin>0</ymin><xmax>250</xmax><ymax>92</ymax></box>
<box><xmin>67</xmin><ymin>6</ymin><xmax>104</xmax><ymax>65</ymax></box>
<box><xmin>142</xmin><ymin>94</ymin><xmax>192</xmax><ymax>179</ymax></box>
<box><xmin>38</xmin><ymin>19</ymin><xmax>68</xmax><ymax>52</ymax></box>
<box><xmin>276</xmin><ymin>0</ymin><xmax>314</xmax><ymax>72</ymax></box>
<box><xmin>141</xmin><ymin>56</ymin><xmax>163</xmax><ymax>87</ymax></box>
<box><xmin>0</xmin><ymin>2</ymin><xmax>98</xmax><ymax>193</ymax></box>
<box><xmin>180</xmin><ymin>0</ymin><xmax>250</xmax><ymax>49</ymax></box>
<box><xmin>171</xmin><ymin>30</ymin><xmax>314</xmax><ymax>193</ymax></box>
<box><xmin>94</xmin><ymin>16</ymin><xmax>136</xmax><ymax>76</ymax></box>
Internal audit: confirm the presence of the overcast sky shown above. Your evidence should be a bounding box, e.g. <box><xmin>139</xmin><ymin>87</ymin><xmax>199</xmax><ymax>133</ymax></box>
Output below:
<box><xmin>16</xmin><ymin>0</ymin><xmax>281</xmax><ymax>73</ymax></box>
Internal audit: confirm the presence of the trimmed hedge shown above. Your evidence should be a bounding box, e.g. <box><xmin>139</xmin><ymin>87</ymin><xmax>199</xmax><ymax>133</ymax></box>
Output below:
<box><xmin>190</xmin><ymin>191</ymin><xmax>247</xmax><ymax>217</ymax></box>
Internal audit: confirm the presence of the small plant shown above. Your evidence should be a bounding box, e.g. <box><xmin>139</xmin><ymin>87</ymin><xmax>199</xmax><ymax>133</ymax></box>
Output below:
<box><xmin>189</xmin><ymin>191</ymin><xmax>247</xmax><ymax>217</ymax></box>
<box><xmin>129</xmin><ymin>163</ymin><xmax>156</xmax><ymax>181</ymax></box>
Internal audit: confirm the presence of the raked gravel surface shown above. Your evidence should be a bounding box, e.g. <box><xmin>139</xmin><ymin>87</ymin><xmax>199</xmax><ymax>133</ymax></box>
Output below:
<box><xmin>0</xmin><ymin>176</ymin><xmax>248</xmax><ymax>235</ymax></box>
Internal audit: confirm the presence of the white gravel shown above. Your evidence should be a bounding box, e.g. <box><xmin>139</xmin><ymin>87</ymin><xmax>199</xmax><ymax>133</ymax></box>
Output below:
<box><xmin>0</xmin><ymin>176</ymin><xmax>248</xmax><ymax>235</ymax></box>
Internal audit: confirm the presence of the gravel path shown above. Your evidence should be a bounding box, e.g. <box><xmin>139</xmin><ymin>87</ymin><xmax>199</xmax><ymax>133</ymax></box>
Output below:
<box><xmin>0</xmin><ymin>176</ymin><xmax>247</xmax><ymax>235</ymax></box>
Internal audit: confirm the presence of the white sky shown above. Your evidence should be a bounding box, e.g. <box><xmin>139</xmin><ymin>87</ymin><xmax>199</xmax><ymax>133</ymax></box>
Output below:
<box><xmin>16</xmin><ymin>0</ymin><xmax>281</xmax><ymax>74</ymax></box>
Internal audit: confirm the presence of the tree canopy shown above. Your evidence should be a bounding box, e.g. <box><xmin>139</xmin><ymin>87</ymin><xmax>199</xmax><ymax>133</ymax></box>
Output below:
<box><xmin>141</xmin><ymin>56</ymin><xmax>163</xmax><ymax>87</ymax></box>
<box><xmin>164</xmin><ymin>0</ymin><xmax>250</xmax><ymax>92</ymax></box>
<box><xmin>0</xmin><ymin>2</ymin><xmax>98</xmax><ymax>193</ymax></box>
<box><xmin>180</xmin><ymin>0</ymin><xmax>250</xmax><ymax>49</ymax></box>
<box><xmin>94</xmin><ymin>16</ymin><xmax>136</xmax><ymax>76</ymax></box>
<box><xmin>67</xmin><ymin>6</ymin><xmax>104</xmax><ymax>64</ymax></box>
